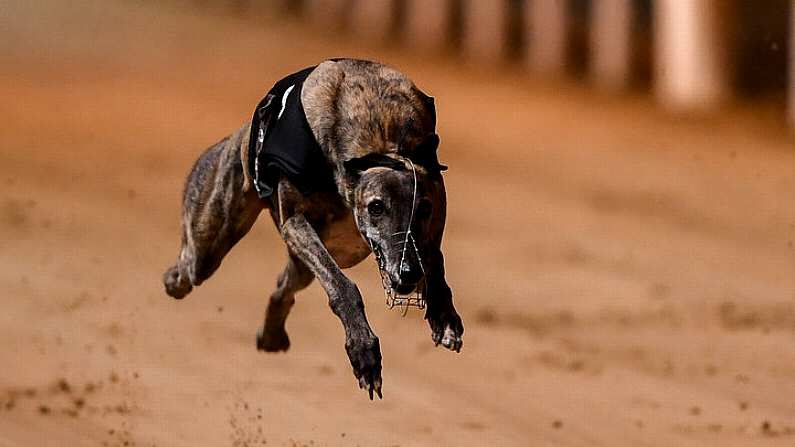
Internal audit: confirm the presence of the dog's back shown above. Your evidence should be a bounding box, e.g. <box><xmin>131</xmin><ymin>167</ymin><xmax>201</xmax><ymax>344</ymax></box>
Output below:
<box><xmin>302</xmin><ymin>59</ymin><xmax>437</xmax><ymax>171</ymax></box>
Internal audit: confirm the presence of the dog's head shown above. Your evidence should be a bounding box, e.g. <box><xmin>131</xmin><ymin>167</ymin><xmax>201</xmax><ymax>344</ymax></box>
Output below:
<box><xmin>345</xmin><ymin>140</ymin><xmax>447</xmax><ymax>296</ymax></box>
<box><xmin>302</xmin><ymin>59</ymin><xmax>447</xmax><ymax>298</ymax></box>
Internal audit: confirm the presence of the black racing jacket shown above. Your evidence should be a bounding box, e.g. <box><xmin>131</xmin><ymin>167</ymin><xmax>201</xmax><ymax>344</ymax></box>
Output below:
<box><xmin>247</xmin><ymin>64</ymin><xmax>336</xmax><ymax>199</ymax></box>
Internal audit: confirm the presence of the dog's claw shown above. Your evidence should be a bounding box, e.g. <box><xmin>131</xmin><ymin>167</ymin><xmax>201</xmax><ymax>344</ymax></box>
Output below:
<box><xmin>374</xmin><ymin>377</ymin><xmax>382</xmax><ymax>399</ymax></box>
<box><xmin>347</xmin><ymin>336</ymin><xmax>383</xmax><ymax>400</ymax></box>
<box><xmin>358</xmin><ymin>374</ymin><xmax>381</xmax><ymax>400</ymax></box>
<box><xmin>432</xmin><ymin>323</ymin><xmax>464</xmax><ymax>353</ymax></box>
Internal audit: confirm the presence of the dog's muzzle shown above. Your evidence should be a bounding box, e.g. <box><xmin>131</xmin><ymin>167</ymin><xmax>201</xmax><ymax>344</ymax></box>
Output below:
<box><xmin>369</xmin><ymin>234</ymin><xmax>426</xmax><ymax>313</ymax></box>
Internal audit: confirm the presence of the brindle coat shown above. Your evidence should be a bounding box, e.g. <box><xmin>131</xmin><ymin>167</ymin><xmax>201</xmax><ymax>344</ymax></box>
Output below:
<box><xmin>163</xmin><ymin>59</ymin><xmax>463</xmax><ymax>399</ymax></box>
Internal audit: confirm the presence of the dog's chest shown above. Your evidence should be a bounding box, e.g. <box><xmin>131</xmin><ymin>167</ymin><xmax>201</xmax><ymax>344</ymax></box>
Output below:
<box><xmin>303</xmin><ymin>193</ymin><xmax>371</xmax><ymax>269</ymax></box>
<box><xmin>320</xmin><ymin>213</ymin><xmax>371</xmax><ymax>269</ymax></box>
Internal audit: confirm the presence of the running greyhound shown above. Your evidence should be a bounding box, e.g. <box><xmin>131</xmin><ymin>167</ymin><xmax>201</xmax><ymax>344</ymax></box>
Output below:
<box><xmin>163</xmin><ymin>59</ymin><xmax>463</xmax><ymax>399</ymax></box>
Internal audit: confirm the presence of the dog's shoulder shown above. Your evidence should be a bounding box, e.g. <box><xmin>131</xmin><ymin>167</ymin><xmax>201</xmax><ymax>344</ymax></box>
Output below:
<box><xmin>302</xmin><ymin>60</ymin><xmax>346</xmax><ymax>162</ymax></box>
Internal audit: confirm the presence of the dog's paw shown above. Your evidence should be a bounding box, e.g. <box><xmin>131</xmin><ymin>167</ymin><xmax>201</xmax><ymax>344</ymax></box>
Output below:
<box><xmin>429</xmin><ymin>314</ymin><xmax>464</xmax><ymax>353</ymax></box>
<box><xmin>163</xmin><ymin>265</ymin><xmax>192</xmax><ymax>300</ymax></box>
<box><xmin>256</xmin><ymin>327</ymin><xmax>291</xmax><ymax>352</ymax></box>
<box><xmin>345</xmin><ymin>335</ymin><xmax>383</xmax><ymax>400</ymax></box>
<box><xmin>436</xmin><ymin>325</ymin><xmax>463</xmax><ymax>352</ymax></box>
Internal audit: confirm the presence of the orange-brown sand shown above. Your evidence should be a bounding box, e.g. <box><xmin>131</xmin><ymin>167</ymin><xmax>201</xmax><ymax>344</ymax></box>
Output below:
<box><xmin>1</xmin><ymin>2</ymin><xmax>794</xmax><ymax>445</ymax></box>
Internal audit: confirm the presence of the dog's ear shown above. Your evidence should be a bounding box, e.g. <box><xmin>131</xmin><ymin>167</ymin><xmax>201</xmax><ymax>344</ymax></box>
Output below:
<box><xmin>417</xmin><ymin>90</ymin><xmax>436</xmax><ymax>129</ymax></box>
<box><xmin>344</xmin><ymin>153</ymin><xmax>407</xmax><ymax>181</ymax></box>
<box><xmin>412</xmin><ymin>133</ymin><xmax>448</xmax><ymax>173</ymax></box>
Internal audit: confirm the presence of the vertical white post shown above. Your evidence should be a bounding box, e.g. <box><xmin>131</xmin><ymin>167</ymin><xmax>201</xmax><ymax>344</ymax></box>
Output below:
<box><xmin>461</xmin><ymin>0</ymin><xmax>506</xmax><ymax>63</ymax></box>
<box><xmin>350</xmin><ymin>0</ymin><xmax>394</xmax><ymax>41</ymax></box>
<box><xmin>654</xmin><ymin>0</ymin><xmax>731</xmax><ymax>110</ymax></box>
<box><xmin>405</xmin><ymin>0</ymin><xmax>452</xmax><ymax>51</ymax></box>
<box><xmin>526</xmin><ymin>0</ymin><xmax>568</xmax><ymax>74</ymax></box>
<box><xmin>591</xmin><ymin>0</ymin><xmax>633</xmax><ymax>90</ymax></box>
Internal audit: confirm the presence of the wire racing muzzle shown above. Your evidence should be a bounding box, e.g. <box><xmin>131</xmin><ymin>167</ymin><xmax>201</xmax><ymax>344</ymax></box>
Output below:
<box><xmin>368</xmin><ymin>160</ymin><xmax>426</xmax><ymax>315</ymax></box>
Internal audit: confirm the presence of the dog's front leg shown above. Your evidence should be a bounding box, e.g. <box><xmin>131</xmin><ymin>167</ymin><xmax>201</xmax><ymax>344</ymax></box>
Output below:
<box><xmin>281</xmin><ymin>213</ymin><xmax>383</xmax><ymax>399</ymax></box>
<box><xmin>425</xmin><ymin>251</ymin><xmax>464</xmax><ymax>352</ymax></box>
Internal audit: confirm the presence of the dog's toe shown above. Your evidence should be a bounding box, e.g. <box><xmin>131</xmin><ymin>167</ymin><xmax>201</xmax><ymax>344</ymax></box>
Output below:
<box><xmin>439</xmin><ymin>325</ymin><xmax>463</xmax><ymax>353</ymax></box>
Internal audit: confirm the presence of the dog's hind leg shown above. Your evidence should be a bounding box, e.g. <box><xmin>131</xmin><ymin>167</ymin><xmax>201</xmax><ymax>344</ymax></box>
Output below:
<box><xmin>256</xmin><ymin>255</ymin><xmax>314</xmax><ymax>352</ymax></box>
<box><xmin>163</xmin><ymin>128</ymin><xmax>264</xmax><ymax>299</ymax></box>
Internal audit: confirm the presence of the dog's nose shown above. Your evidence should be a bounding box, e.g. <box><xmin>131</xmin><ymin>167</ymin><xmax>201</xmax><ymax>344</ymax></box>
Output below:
<box><xmin>399</xmin><ymin>263</ymin><xmax>422</xmax><ymax>286</ymax></box>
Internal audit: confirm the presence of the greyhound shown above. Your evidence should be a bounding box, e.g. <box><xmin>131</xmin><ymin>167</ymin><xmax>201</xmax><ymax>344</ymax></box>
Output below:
<box><xmin>162</xmin><ymin>59</ymin><xmax>463</xmax><ymax>399</ymax></box>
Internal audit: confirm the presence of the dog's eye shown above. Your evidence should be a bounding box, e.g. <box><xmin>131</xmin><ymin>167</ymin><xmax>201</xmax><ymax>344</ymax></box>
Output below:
<box><xmin>416</xmin><ymin>199</ymin><xmax>432</xmax><ymax>220</ymax></box>
<box><xmin>367</xmin><ymin>200</ymin><xmax>385</xmax><ymax>216</ymax></box>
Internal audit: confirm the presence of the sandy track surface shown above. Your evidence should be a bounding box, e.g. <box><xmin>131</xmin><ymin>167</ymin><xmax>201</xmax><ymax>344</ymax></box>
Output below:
<box><xmin>1</xmin><ymin>1</ymin><xmax>795</xmax><ymax>445</ymax></box>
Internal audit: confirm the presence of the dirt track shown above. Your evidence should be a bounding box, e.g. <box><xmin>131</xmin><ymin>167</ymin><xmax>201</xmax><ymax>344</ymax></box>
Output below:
<box><xmin>2</xmin><ymin>1</ymin><xmax>795</xmax><ymax>446</ymax></box>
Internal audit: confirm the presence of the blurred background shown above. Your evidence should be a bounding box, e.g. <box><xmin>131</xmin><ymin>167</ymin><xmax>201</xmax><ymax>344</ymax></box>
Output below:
<box><xmin>1</xmin><ymin>1</ymin><xmax>794</xmax><ymax>446</ymax></box>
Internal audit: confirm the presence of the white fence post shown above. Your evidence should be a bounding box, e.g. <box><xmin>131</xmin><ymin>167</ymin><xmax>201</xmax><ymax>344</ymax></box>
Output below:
<box><xmin>654</xmin><ymin>0</ymin><xmax>731</xmax><ymax>109</ymax></box>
